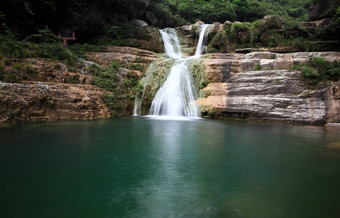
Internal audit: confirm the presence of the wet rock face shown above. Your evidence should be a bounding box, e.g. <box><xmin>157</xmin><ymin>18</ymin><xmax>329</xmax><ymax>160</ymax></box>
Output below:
<box><xmin>197</xmin><ymin>51</ymin><xmax>340</xmax><ymax>124</ymax></box>
<box><xmin>0</xmin><ymin>81</ymin><xmax>109</xmax><ymax>123</ymax></box>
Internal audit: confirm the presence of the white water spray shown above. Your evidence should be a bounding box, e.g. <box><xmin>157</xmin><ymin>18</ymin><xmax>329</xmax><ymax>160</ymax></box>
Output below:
<box><xmin>159</xmin><ymin>28</ymin><xmax>182</xmax><ymax>59</ymax></box>
<box><xmin>194</xmin><ymin>24</ymin><xmax>211</xmax><ymax>57</ymax></box>
<box><xmin>150</xmin><ymin>25</ymin><xmax>211</xmax><ymax>118</ymax></box>
<box><xmin>134</xmin><ymin>24</ymin><xmax>211</xmax><ymax>118</ymax></box>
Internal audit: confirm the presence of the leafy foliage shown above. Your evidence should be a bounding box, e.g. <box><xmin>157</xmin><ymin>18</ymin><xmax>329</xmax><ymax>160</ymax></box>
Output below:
<box><xmin>0</xmin><ymin>0</ymin><xmax>314</xmax><ymax>41</ymax></box>
<box><xmin>150</xmin><ymin>0</ymin><xmax>312</xmax><ymax>27</ymax></box>
<box><xmin>290</xmin><ymin>57</ymin><xmax>340</xmax><ymax>87</ymax></box>
<box><xmin>0</xmin><ymin>27</ymin><xmax>76</xmax><ymax>65</ymax></box>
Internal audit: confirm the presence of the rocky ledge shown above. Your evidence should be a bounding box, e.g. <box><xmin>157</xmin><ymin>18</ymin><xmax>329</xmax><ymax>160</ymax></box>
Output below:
<box><xmin>0</xmin><ymin>81</ymin><xmax>109</xmax><ymax>123</ymax></box>
<box><xmin>197</xmin><ymin>52</ymin><xmax>340</xmax><ymax>124</ymax></box>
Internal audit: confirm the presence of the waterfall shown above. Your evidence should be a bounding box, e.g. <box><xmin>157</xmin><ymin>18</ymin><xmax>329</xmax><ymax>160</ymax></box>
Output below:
<box><xmin>159</xmin><ymin>28</ymin><xmax>182</xmax><ymax>59</ymax></box>
<box><xmin>149</xmin><ymin>59</ymin><xmax>199</xmax><ymax>117</ymax></box>
<box><xmin>134</xmin><ymin>24</ymin><xmax>211</xmax><ymax>119</ymax></box>
<box><xmin>133</xmin><ymin>93</ymin><xmax>139</xmax><ymax>116</ymax></box>
<box><xmin>194</xmin><ymin>24</ymin><xmax>211</xmax><ymax>57</ymax></box>
<box><xmin>149</xmin><ymin>25</ymin><xmax>211</xmax><ymax>118</ymax></box>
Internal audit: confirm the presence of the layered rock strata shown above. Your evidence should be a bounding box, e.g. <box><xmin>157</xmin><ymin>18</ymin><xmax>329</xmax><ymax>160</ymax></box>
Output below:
<box><xmin>197</xmin><ymin>52</ymin><xmax>340</xmax><ymax>124</ymax></box>
<box><xmin>0</xmin><ymin>81</ymin><xmax>109</xmax><ymax>123</ymax></box>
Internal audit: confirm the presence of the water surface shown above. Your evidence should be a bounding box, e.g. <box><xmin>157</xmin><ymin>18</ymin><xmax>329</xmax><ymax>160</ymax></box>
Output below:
<box><xmin>0</xmin><ymin>117</ymin><xmax>339</xmax><ymax>217</ymax></box>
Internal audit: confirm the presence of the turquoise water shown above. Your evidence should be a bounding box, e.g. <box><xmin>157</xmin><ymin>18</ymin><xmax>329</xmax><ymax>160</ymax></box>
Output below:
<box><xmin>0</xmin><ymin>117</ymin><xmax>339</xmax><ymax>218</ymax></box>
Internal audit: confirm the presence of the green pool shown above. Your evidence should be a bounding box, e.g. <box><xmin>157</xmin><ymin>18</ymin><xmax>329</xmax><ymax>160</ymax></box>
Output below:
<box><xmin>1</xmin><ymin>117</ymin><xmax>339</xmax><ymax>217</ymax></box>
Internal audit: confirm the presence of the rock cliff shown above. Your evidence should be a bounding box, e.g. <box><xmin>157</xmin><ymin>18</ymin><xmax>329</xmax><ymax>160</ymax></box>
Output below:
<box><xmin>0</xmin><ymin>47</ymin><xmax>157</xmax><ymax>124</ymax></box>
<box><xmin>0</xmin><ymin>81</ymin><xmax>109</xmax><ymax>123</ymax></box>
<box><xmin>196</xmin><ymin>52</ymin><xmax>340</xmax><ymax>124</ymax></box>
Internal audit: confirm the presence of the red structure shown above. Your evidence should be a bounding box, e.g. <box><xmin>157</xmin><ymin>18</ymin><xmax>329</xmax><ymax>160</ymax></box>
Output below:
<box><xmin>59</xmin><ymin>29</ymin><xmax>76</xmax><ymax>46</ymax></box>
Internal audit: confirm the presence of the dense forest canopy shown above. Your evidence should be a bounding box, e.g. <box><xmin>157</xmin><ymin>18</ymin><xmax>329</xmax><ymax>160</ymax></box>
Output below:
<box><xmin>151</xmin><ymin>0</ymin><xmax>312</xmax><ymax>27</ymax></box>
<box><xmin>2</xmin><ymin>0</ymin><xmax>338</xmax><ymax>43</ymax></box>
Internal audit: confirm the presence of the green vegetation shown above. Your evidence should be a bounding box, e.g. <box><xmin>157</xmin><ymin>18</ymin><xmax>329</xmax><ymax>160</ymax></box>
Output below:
<box><xmin>89</xmin><ymin>62</ymin><xmax>121</xmax><ymax>92</ymax></box>
<box><xmin>290</xmin><ymin>57</ymin><xmax>340</xmax><ymax>87</ymax></box>
<box><xmin>151</xmin><ymin>0</ymin><xmax>312</xmax><ymax>27</ymax></box>
<box><xmin>255</xmin><ymin>64</ymin><xmax>261</xmax><ymax>71</ymax></box>
<box><xmin>200</xmin><ymin>81</ymin><xmax>208</xmax><ymax>89</ymax></box>
<box><xmin>69</xmin><ymin>44</ymin><xmax>104</xmax><ymax>58</ymax></box>
<box><xmin>135</xmin><ymin>83</ymin><xmax>144</xmax><ymax>94</ymax></box>
<box><xmin>0</xmin><ymin>26</ymin><xmax>76</xmax><ymax>65</ymax></box>
<box><xmin>129</xmin><ymin>63</ymin><xmax>144</xmax><ymax>72</ymax></box>
<box><xmin>208</xmin><ymin>109</ymin><xmax>217</xmax><ymax>119</ymax></box>
<box><xmin>87</xmin><ymin>61</ymin><xmax>140</xmax><ymax>116</ymax></box>
<box><xmin>0</xmin><ymin>0</ymin><xmax>314</xmax><ymax>41</ymax></box>
<box><xmin>0</xmin><ymin>57</ymin><xmax>34</xmax><ymax>83</ymax></box>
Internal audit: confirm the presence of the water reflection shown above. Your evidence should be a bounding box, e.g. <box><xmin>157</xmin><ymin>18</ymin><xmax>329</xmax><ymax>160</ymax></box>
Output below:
<box><xmin>1</xmin><ymin>118</ymin><xmax>339</xmax><ymax>218</ymax></box>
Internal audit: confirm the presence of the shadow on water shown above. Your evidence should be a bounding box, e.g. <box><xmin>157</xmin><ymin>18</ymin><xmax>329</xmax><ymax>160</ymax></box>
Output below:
<box><xmin>0</xmin><ymin>117</ymin><xmax>339</xmax><ymax>217</ymax></box>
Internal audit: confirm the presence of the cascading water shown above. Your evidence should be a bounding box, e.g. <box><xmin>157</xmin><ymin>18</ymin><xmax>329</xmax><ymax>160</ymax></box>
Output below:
<box><xmin>194</xmin><ymin>24</ymin><xmax>211</xmax><ymax>57</ymax></box>
<box><xmin>159</xmin><ymin>28</ymin><xmax>182</xmax><ymax>59</ymax></box>
<box><xmin>149</xmin><ymin>59</ymin><xmax>199</xmax><ymax>117</ymax></box>
<box><xmin>134</xmin><ymin>25</ymin><xmax>211</xmax><ymax>118</ymax></box>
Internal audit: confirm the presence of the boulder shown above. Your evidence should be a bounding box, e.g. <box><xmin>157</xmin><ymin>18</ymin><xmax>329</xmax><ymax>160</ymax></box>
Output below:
<box><xmin>224</xmin><ymin>20</ymin><xmax>233</xmax><ymax>27</ymax></box>
<box><xmin>119</xmin><ymin>68</ymin><xmax>129</xmax><ymax>78</ymax></box>
<box><xmin>209</xmin><ymin>22</ymin><xmax>222</xmax><ymax>34</ymax></box>
<box><xmin>261</xmin><ymin>15</ymin><xmax>284</xmax><ymax>28</ymax></box>
<box><xmin>179</xmin><ymin>25</ymin><xmax>192</xmax><ymax>32</ymax></box>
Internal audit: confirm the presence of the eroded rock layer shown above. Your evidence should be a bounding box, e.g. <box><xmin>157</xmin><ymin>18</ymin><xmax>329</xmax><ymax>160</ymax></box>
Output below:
<box><xmin>197</xmin><ymin>52</ymin><xmax>340</xmax><ymax>124</ymax></box>
<box><xmin>0</xmin><ymin>81</ymin><xmax>109</xmax><ymax>123</ymax></box>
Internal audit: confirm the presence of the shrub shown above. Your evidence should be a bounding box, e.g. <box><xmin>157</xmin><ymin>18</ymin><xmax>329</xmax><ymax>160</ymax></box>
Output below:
<box><xmin>327</xmin><ymin>67</ymin><xmax>340</xmax><ymax>81</ymax></box>
<box><xmin>135</xmin><ymin>83</ymin><xmax>144</xmax><ymax>94</ymax></box>
<box><xmin>129</xmin><ymin>63</ymin><xmax>144</xmax><ymax>72</ymax></box>
<box><xmin>263</xmin><ymin>16</ymin><xmax>283</xmax><ymax>30</ymax></box>
<box><xmin>310</xmin><ymin>57</ymin><xmax>327</xmax><ymax>70</ymax></box>
<box><xmin>208</xmin><ymin>110</ymin><xmax>216</xmax><ymax>119</ymax></box>
<box><xmin>36</xmin><ymin>43</ymin><xmax>76</xmax><ymax>65</ymax></box>
<box><xmin>102</xmin><ymin>93</ymin><xmax>124</xmax><ymax>116</ymax></box>
<box><xmin>200</xmin><ymin>81</ymin><xmax>208</xmax><ymax>89</ymax></box>
<box><xmin>291</xmin><ymin>57</ymin><xmax>339</xmax><ymax>87</ymax></box>
<box><xmin>91</xmin><ymin>61</ymin><xmax>121</xmax><ymax>92</ymax></box>
<box><xmin>3</xmin><ymin>72</ymin><xmax>23</xmax><ymax>83</ymax></box>
<box><xmin>230</xmin><ymin>22</ymin><xmax>251</xmax><ymax>42</ymax></box>
<box><xmin>110</xmin><ymin>60</ymin><xmax>120</xmax><ymax>71</ymax></box>
<box><xmin>0</xmin><ymin>33</ymin><xmax>29</xmax><ymax>58</ymax></box>
<box><xmin>24</xmin><ymin>26</ymin><xmax>59</xmax><ymax>43</ymax></box>
<box><xmin>326</xmin><ymin>61</ymin><xmax>340</xmax><ymax>81</ymax></box>
<box><xmin>134</xmin><ymin>57</ymin><xmax>148</xmax><ymax>63</ymax></box>
<box><xmin>302</xmin><ymin>66</ymin><xmax>320</xmax><ymax>85</ymax></box>
<box><xmin>24</xmin><ymin>64</ymin><xmax>33</xmax><ymax>74</ymax></box>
